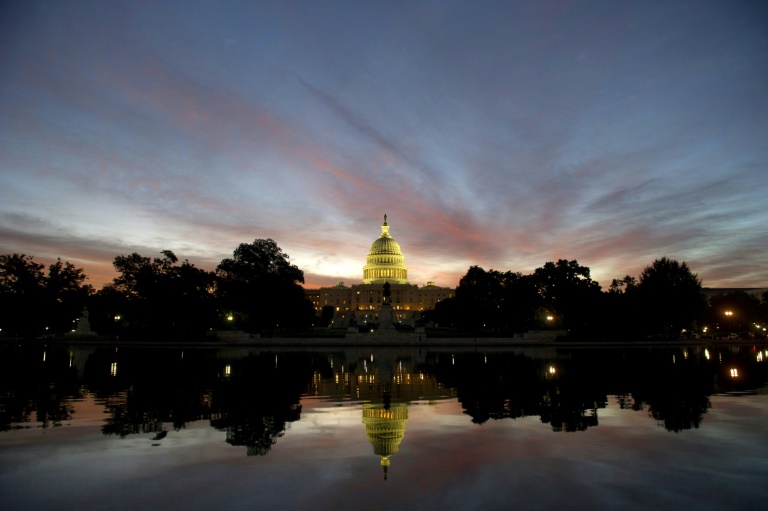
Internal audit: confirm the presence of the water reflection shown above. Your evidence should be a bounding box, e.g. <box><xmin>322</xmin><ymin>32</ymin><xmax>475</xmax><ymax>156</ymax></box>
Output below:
<box><xmin>1</xmin><ymin>343</ymin><xmax>767</xmax><ymax>446</ymax></box>
<box><xmin>363</xmin><ymin>402</ymin><xmax>408</xmax><ymax>480</ymax></box>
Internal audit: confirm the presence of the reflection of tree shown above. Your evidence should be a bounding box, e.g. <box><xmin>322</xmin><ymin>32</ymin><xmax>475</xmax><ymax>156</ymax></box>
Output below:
<box><xmin>83</xmin><ymin>348</ymin><xmax>215</xmax><ymax>438</ymax></box>
<box><xmin>430</xmin><ymin>348</ymin><xmax>736</xmax><ymax>433</ymax></box>
<box><xmin>82</xmin><ymin>349</ymin><xmax>314</xmax><ymax>455</ymax></box>
<box><xmin>0</xmin><ymin>347</ymin><xmax>84</xmax><ymax>430</ymax></box>
<box><xmin>611</xmin><ymin>350</ymin><xmax>714</xmax><ymax>433</ymax></box>
<box><xmin>647</xmin><ymin>393</ymin><xmax>710</xmax><ymax>432</ymax></box>
<box><xmin>208</xmin><ymin>354</ymin><xmax>310</xmax><ymax>456</ymax></box>
<box><xmin>4</xmin><ymin>344</ymin><xmax>767</xmax><ymax>445</ymax></box>
<box><xmin>430</xmin><ymin>353</ymin><xmax>548</xmax><ymax>425</ymax></box>
<box><xmin>539</xmin><ymin>400</ymin><xmax>598</xmax><ymax>432</ymax></box>
<box><xmin>210</xmin><ymin>397</ymin><xmax>301</xmax><ymax>457</ymax></box>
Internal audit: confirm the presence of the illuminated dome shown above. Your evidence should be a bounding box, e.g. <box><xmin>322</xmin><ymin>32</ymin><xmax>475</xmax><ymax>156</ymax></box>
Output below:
<box><xmin>363</xmin><ymin>214</ymin><xmax>409</xmax><ymax>284</ymax></box>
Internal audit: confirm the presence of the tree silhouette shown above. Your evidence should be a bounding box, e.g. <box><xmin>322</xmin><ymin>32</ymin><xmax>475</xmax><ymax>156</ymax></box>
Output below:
<box><xmin>531</xmin><ymin>259</ymin><xmax>602</xmax><ymax>335</ymax></box>
<box><xmin>635</xmin><ymin>257</ymin><xmax>705</xmax><ymax>337</ymax></box>
<box><xmin>0</xmin><ymin>254</ymin><xmax>91</xmax><ymax>337</ymax></box>
<box><xmin>216</xmin><ymin>239</ymin><xmax>315</xmax><ymax>334</ymax></box>
<box><xmin>92</xmin><ymin>250</ymin><xmax>216</xmax><ymax>339</ymax></box>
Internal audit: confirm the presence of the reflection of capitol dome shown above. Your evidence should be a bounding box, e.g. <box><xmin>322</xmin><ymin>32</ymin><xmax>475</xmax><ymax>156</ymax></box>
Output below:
<box><xmin>362</xmin><ymin>214</ymin><xmax>408</xmax><ymax>284</ymax></box>
<box><xmin>362</xmin><ymin>402</ymin><xmax>408</xmax><ymax>480</ymax></box>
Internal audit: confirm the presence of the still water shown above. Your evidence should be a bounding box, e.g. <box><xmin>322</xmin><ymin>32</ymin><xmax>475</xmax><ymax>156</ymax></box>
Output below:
<box><xmin>1</xmin><ymin>343</ymin><xmax>767</xmax><ymax>510</ymax></box>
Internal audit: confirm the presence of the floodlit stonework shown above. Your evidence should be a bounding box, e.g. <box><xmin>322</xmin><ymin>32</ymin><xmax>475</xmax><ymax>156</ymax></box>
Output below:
<box><xmin>306</xmin><ymin>216</ymin><xmax>453</xmax><ymax>327</ymax></box>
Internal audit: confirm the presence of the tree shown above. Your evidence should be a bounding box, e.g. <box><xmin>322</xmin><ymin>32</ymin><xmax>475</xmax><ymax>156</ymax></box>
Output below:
<box><xmin>635</xmin><ymin>257</ymin><xmax>705</xmax><ymax>337</ymax></box>
<box><xmin>96</xmin><ymin>250</ymin><xmax>216</xmax><ymax>339</ymax></box>
<box><xmin>453</xmin><ymin>266</ymin><xmax>507</xmax><ymax>331</ymax></box>
<box><xmin>498</xmin><ymin>271</ymin><xmax>541</xmax><ymax>332</ymax></box>
<box><xmin>0</xmin><ymin>254</ymin><xmax>46</xmax><ymax>337</ymax></box>
<box><xmin>320</xmin><ymin>306</ymin><xmax>335</xmax><ymax>327</ymax></box>
<box><xmin>531</xmin><ymin>259</ymin><xmax>602</xmax><ymax>334</ymax></box>
<box><xmin>0</xmin><ymin>254</ymin><xmax>91</xmax><ymax>337</ymax></box>
<box><xmin>438</xmin><ymin>266</ymin><xmax>542</xmax><ymax>333</ymax></box>
<box><xmin>216</xmin><ymin>239</ymin><xmax>314</xmax><ymax>333</ymax></box>
<box><xmin>609</xmin><ymin>275</ymin><xmax>637</xmax><ymax>294</ymax></box>
<box><xmin>45</xmin><ymin>258</ymin><xmax>93</xmax><ymax>334</ymax></box>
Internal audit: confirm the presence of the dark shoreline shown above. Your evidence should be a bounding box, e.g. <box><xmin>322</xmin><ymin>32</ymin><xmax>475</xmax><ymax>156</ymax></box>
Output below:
<box><xmin>3</xmin><ymin>335</ymin><xmax>763</xmax><ymax>349</ymax></box>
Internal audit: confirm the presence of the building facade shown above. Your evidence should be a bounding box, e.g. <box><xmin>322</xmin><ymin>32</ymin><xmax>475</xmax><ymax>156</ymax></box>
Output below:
<box><xmin>307</xmin><ymin>216</ymin><xmax>453</xmax><ymax>327</ymax></box>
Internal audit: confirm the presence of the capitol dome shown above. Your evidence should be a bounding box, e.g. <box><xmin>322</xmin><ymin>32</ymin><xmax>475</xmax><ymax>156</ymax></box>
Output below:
<box><xmin>363</xmin><ymin>215</ymin><xmax>409</xmax><ymax>284</ymax></box>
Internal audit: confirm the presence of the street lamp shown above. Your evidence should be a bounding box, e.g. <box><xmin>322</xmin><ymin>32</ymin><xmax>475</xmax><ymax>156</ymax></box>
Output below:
<box><xmin>723</xmin><ymin>310</ymin><xmax>736</xmax><ymax>338</ymax></box>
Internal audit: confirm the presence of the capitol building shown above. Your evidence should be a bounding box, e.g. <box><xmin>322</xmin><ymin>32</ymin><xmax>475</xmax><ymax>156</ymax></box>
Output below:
<box><xmin>306</xmin><ymin>216</ymin><xmax>453</xmax><ymax>327</ymax></box>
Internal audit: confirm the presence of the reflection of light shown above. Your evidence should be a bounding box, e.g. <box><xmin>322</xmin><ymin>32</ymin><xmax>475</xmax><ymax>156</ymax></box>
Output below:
<box><xmin>705</xmin><ymin>349</ymin><xmax>710</xmax><ymax>360</ymax></box>
<box><xmin>757</xmin><ymin>352</ymin><xmax>764</xmax><ymax>363</ymax></box>
<box><xmin>730</xmin><ymin>368</ymin><xmax>739</xmax><ymax>378</ymax></box>
<box><xmin>110</xmin><ymin>362</ymin><xmax>117</xmax><ymax>376</ymax></box>
<box><xmin>43</xmin><ymin>351</ymin><xmax>46</xmax><ymax>362</ymax></box>
<box><xmin>452</xmin><ymin>355</ymin><xmax>455</xmax><ymax>365</ymax></box>
<box><xmin>683</xmin><ymin>350</ymin><xmax>688</xmax><ymax>359</ymax></box>
<box><xmin>224</xmin><ymin>364</ymin><xmax>231</xmax><ymax>376</ymax></box>
<box><xmin>673</xmin><ymin>355</ymin><xmax>676</xmax><ymax>364</ymax></box>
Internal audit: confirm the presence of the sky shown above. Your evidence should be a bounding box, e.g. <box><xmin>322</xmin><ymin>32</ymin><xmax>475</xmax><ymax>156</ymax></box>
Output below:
<box><xmin>1</xmin><ymin>0</ymin><xmax>767</xmax><ymax>290</ymax></box>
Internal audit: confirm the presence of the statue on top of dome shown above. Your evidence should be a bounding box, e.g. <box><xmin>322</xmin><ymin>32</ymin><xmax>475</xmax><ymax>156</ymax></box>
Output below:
<box><xmin>383</xmin><ymin>213</ymin><xmax>387</xmax><ymax>225</ymax></box>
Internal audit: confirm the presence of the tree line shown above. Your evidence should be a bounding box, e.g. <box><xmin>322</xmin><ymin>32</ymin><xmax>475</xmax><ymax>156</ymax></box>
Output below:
<box><xmin>1</xmin><ymin>240</ymin><xmax>766</xmax><ymax>340</ymax></box>
<box><xmin>425</xmin><ymin>257</ymin><xmax>768</xmax><ymax>339</ymax></box>
<box><xmin>0</xmin><ymin>239</ymin><xmax>314</xmax><ymax>339</ymax></box>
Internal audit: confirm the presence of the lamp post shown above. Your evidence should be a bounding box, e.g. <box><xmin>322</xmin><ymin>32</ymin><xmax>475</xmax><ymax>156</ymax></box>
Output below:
<box><xmin>724</xmin><ymin>310</ymin><xmax>734</xmax><ymax>337</ymax></box>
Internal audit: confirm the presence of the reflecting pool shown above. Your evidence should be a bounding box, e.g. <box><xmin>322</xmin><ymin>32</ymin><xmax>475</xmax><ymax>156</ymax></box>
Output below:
<box><xmin>1</xmin><ymin>343</ymin><xmax>767</xmax><ymax>510</ymax></box>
